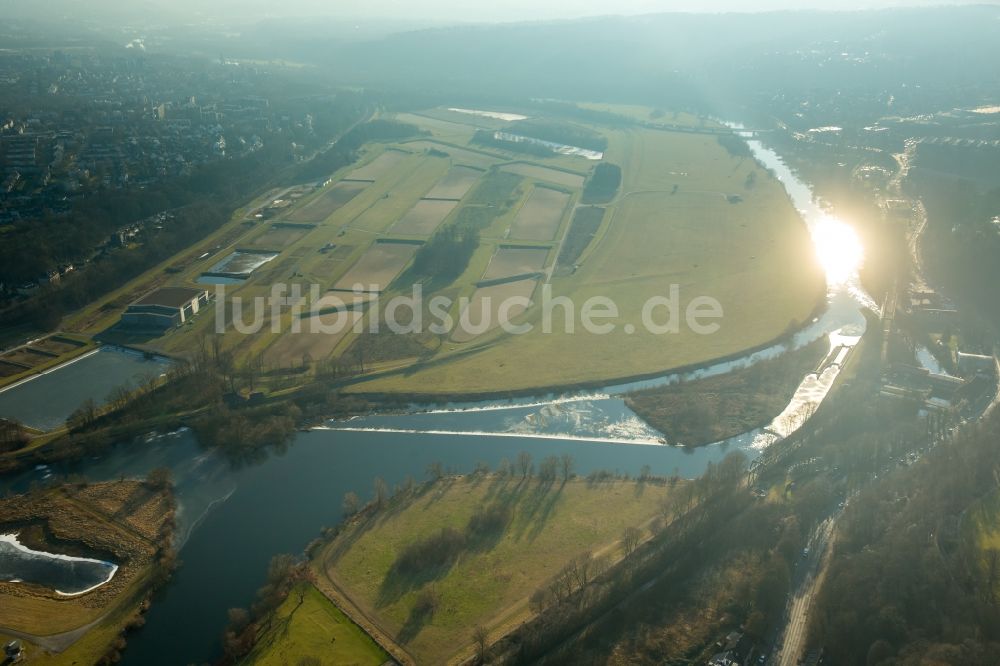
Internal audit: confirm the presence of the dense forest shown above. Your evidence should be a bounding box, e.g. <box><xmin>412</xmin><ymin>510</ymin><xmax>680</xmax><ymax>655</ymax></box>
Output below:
<box><xmin>812</xmin><ymin>410</ymin><xmax>1000</xmax><ymax>665</ymax></box>
<box><xmin>581</xmin><ymin>163</ymin><xmax>621</xmax><ymax>204</ymax></box>
<box><xmin>919</xmin><ymin>175</ymin><xmax>1000</xmax><ymax>334</ymax></box>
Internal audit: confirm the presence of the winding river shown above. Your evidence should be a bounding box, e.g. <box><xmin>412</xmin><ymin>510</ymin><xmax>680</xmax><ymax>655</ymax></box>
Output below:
<box><xmin>0</xmin><ymin>134</ymin><xmax>874</xmax><ymax>664</ymax></box>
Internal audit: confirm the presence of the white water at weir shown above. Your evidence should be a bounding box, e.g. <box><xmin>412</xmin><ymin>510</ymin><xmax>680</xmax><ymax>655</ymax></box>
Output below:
<box><xmin>326</xmin><ymin>132</ymin><xmax>876</xmax><ymax>451</ymax></box>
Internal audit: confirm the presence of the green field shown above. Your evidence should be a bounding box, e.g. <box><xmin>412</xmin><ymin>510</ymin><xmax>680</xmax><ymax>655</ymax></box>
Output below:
<box><xmin>317</xmin><ymin>475</ymin><xmax>678</xmax><ymax>664</ymax></box>
<box><xmin>242</xmin><ymin>583</ymin><xmax>388</xmax><ymax>666</ymax></box>
<box><xmin>354</xmin><ymin>125</ymin><xmax>822</xmax><ymax>395</ymax></box>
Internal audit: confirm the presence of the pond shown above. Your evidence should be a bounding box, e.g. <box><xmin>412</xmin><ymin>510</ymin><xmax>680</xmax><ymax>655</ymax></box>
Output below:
<box><xmin>0</xmin><ymin>533</ymin><xmax>118</xmax><ymax>596</ymax></box>
<box><xmin>0</xmin><ymin>347</ymin><xmax>172</xmax><ymax>431</ymax></box>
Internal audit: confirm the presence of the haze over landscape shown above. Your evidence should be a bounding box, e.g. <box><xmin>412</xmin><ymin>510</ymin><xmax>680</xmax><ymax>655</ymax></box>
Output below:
<box><xmin>0</xmin><ymin>2</ymin><xmax>999</xmax><ymax>665</ymax></box>
<box><xmin>3</xmin><ymin>0</ymin><xmax>992</xmax><ymax>23</ymax></box>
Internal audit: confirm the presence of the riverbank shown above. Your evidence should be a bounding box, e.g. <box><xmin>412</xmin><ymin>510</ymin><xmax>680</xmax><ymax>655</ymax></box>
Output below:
<box><xmin>626</xmin><ymin>337</ymin><xmax>828</xmax><ymax>446</ymax></box>
<box><xmin>310</xmin><ymin>471</ymin><xmax>682</xmax><ymax>665</ymax></box>
<box><xmin>337</xmin><ymin>294</ymin><xmax>828</xmax><ymax>405</ymax></box>
<box><xmin>0</xmin><ymin>477</ymin><xmax>176</xmax><ymax>664</ymax></box>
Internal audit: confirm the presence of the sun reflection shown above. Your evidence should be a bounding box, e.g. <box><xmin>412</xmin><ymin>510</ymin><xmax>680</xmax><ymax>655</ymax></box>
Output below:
<box><xmin>812</xmin><ymin>216</ymin><xmax>863</xmax><ymax>286</ymax></box>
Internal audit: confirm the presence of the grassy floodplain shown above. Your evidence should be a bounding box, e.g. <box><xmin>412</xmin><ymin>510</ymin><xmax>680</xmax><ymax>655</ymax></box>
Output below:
<box><xmin>316</xmin><ymin>474</ymin><xmax>679</xmax><ymax>665</ymax></box>
<box><xmin>241</xmin><ymin>582</ymin><xmax>388</xmax><ymax>666</ymax></box>
<box><xmin>355</xmin><ymin>122</ymin><xmax>823</xmax><ymax>395</ymax></box>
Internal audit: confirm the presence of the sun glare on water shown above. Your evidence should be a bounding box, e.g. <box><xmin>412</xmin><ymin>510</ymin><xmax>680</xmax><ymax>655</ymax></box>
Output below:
<box><xmin>812</xmin><ymin>216</ymin><xmax>863</xmax><ymax>286</ymax></box>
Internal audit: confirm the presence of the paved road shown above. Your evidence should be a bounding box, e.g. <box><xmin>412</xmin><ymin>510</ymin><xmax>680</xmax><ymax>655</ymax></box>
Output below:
<box><xmin>773</xmin><ymin>517</ymin><xmax>836</xmax><ymax>666</ymax></box>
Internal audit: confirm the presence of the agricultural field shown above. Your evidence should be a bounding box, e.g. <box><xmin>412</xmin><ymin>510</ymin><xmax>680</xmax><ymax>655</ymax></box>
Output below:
<box><xmin>508</xmin><ymin>186</ymin><xmax>571</xmax><ymax>241</ymax></box>
<box><xmin>331</xmin><ymin>241</ymin><xmax>421</xmax><ymax>294</ymax></box>
<box><xmin>451</xmin><ymin>278</ymin><xmax>538</xmax><ymax>343</ymax></box>
<box><xmin>482</xmin><ymin>246</ymin><xmax>549</xmax><ymax>280</ymax></box>
<box><xmin>352</xmin><ymin>125</ymin><xmax>823</xmax><ymax>395</ymax></box>
<box><xmin>347</xmin><ymin>148</ymin><xmax>409</xmax><ymax>181</ymax></box>
<box><xmin>0</xmin><ymin>334</ymin><xmax>92</xmax><ymax>387</ymax></box>
<box><xmin>241</xmin><ymin>583</ymin><xmax>388</xmax><ymax>666</ymax></box>
<box><xmin>501</xmin><ymin>163</ymin><xmax>586</xmax><ymax>189</ymax></box>
<box><xmin>261</xmin><ymin>311</ymin><xmax>357</xmax><ymax>367</ymax></box>
<box><xmin>391</xmin><ymin>200</ymin><xmax>458</xmax><ymax>236</ymax></box>
<box><xmin>423</xmin><ymin>165</ymin><xmax>483</xmax><ymax>200</ymax></box>
<box><xmin>286</xmin><ymin>181</ymin><xmax>369</xmax><ymax>223</ymax></box>
<box><xmin>246</xmin><ymin>224</ymin><xmax>313</xmax><ymax>250</ymax></box>
<box><xmin>316</xmin><ymin>474</ymin><xmax>678</xmax><ymax>664</ymax></box>
<box><xmin>394</xmin><ymin>113</ymin><xmax>479</xmax><ymax>144</ymax></box>
<box><xmin>401</xmin><ymin>140</ymin><xmax>500</xmax><ymax>168</ymax></box>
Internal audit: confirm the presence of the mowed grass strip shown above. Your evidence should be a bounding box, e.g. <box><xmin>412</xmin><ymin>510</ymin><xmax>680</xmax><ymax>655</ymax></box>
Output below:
<box><xmin>320</xmin><ymin>475</ymin><xmax>676</xmax><ymax>664</ymax></box>
<box><xmin>450</xmin><ymin>278</ymin><xmax>538</xmax><ymax>343</ymax></box>
<box><xmin>331</xmin><ymin>242</ymin><xmax>420</xmax><ymax>293</ymax></box>
<box><xmin>482</xmin><ymin>247</ymin><xmax>549</xmax><ymax>281</ymax></box>
<box><xmin>424</xmin><ymin>166</ymin><xmax>483</xmax><ymax>200</ymax></box>
<box><xmin>502</xmin><ymin>163</ymin><xmax>585</xmax><ymax>189</ymax></box>
<box><xmin>508</xmin><ymin>187</ymin><xmax>571</xmax><ymax>241</ymax></box>
<box><xmin>348</xmin><ymin>149</ymin><xmax>409</xmax><ymax>181</ymax></box>
<box><xmin>287</xmin><ymin>182</ymin><xmax>369</xmax><ymax>223</ymax></box>
<box><xmin>391</xmin><ymin>200</ymin><xmax>458</xmax><ymax>236</ymax></box>
<box><xmin>242</xmin><ymin>583</ymin><xmax>388</xmax><ymax>666</ymax></box>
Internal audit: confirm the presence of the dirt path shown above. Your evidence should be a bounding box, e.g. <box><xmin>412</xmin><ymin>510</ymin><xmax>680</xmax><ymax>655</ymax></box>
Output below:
<box><xmin>0</xmin><ymin>613</ymin><xmax>106</xmax><ymax>653</ymax></box>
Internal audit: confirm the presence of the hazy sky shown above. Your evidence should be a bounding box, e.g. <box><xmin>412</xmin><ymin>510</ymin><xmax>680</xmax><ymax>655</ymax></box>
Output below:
<box><xmin>8</xmin><ymin>0</ymin><xmax>989</xmax><ymax>25</ymax></box>
<box><xmin>203</xmin><ymin>0</ymin><xmax>985</xmax><ymax>22</ymax></box>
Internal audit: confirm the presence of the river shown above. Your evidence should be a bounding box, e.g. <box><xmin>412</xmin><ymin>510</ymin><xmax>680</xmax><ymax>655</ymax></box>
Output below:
<box><xmin>0</xmin><ymin>132</ymin><xmax>874</xmax><ymax>664</ymax></box>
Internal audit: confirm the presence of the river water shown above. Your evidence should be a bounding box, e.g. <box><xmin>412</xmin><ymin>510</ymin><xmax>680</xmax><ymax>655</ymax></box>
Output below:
<box><xmin>0</xmin><ymin>133</ymin><xmax>874</xmax><ymax>664</ymax></box>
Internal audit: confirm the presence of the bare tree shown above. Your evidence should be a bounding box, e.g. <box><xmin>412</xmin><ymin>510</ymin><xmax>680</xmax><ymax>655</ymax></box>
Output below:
<box><xmin>472</xmin><ymin>625</ymin><xmax>490</xmax><ymax>664</ymax></box>
<box><xmin>105</xmin><ymin>382</ymin><xmax>134</xmax><ymax>412</ymax></box>
<box><xmin>145</xmin><ymin>467</ymin><xmax>172</xmax><ymax>490</ymax></box>
<box><xmin>373</xmin><ymin>477</ymin><xmax>388</xmax><ymax>508</ymax></box>
<box><xmin>559</xmin><ymin>454</ymin><xmax>574</xmax><ymax>482</ymax></box>
<box><xmin>569</xmin><ymin>551</ymin><xmax>593</xmax><ymax>588</ymax></box>
<box><xmin>517</xmin><ymin>451</ymin><xmax>533</xmax><ymax>479</ymax></box>
<box><xmin>621</xmin><ymin>526</ymin><xmax>642</xmax><ymax>558</ymax></box>
<box><xmin>539</xmin><ymin>456</ymin><xmax>559</xmax><ymax>483</ymax></box>
<box><xmin>427</xmin><ymin>461</ymin><xmax>444</xmax><ymax>481</ymax></box>
<box><xmin>342</xmin><ymin>491</ymin><xmax>360</xmax><ymax>516</ymax></box>
<box><xmin>497</xmin><ymin>458</ymin><xmax>511</xmax><ymax>477</ymax></box>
